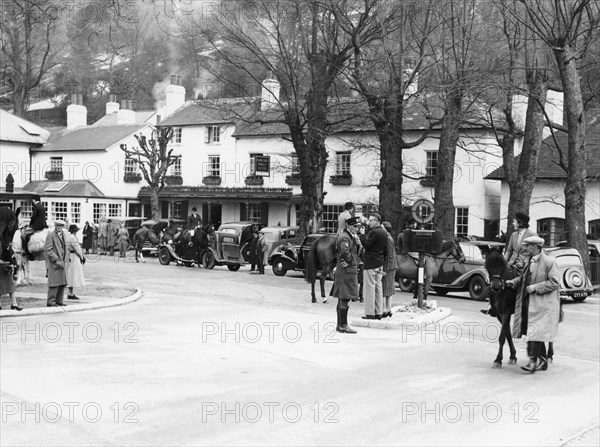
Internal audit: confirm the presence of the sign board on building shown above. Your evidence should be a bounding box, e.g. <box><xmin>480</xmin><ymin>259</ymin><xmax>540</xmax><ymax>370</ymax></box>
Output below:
<box><xmin>255</xmin><ymin>156</ymin><xmax>270</xmax><ymax>176</ymax></box>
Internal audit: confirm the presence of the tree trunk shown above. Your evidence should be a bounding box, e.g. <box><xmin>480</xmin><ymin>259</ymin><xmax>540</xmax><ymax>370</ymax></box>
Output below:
<box><xmin>434</xmin><ymin>89</ymin><xmax>462</xmax><ymax>238</ymax></box>
<box><xmin>377</xmin><ymin>125</ymin><xmax>404</xmax><ymax>242</ymax></box>
<box><xmin>505</xmin><ymin>72</ymin><xmax>548</xmax><ymax>235</ymax></box>
<box><xmin>554</xmin><ymin>45</ymin><xmax>590</xmax><ymax>272</ymax></box>
<box><xmin>150</xmin><ymin>189</ymin><xmax>161</xmax><ymax>220</ymax></box>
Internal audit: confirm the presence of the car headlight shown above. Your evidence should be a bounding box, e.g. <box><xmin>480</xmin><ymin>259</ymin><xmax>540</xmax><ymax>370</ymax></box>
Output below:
<box><xmin>564</xmin><ymin>267</ymin><xmax>584</xmax><ymax>288</ymax></box>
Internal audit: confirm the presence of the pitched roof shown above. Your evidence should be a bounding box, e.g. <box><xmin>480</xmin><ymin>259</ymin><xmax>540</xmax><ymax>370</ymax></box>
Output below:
<box><xmin>32</xmin><ymin>124</ymin><xmax>147</xmax><ymax>152</ymax></box>
<box><xmin>158</xmin><ymin>99</ymin><xmax>256</xmax><ymax>126</ymax></box>
<box><xmin>0</xmin><ymin>109</ymin><xmax>50</xmax><ymax>145</ymax></box>
<box><xmin>486</xmin><ymin>113</ymin><xmax>600</xmax><ymax>180</ymax></box>
<box><xmin>22</xmin><ymin>180</ymin><xmax>105</xmax><ymax>197</ymax></box>
<box><xmin>91</xmin><ymin>111</ymin><xmax>156</xmax><ymax>127</ymax></box>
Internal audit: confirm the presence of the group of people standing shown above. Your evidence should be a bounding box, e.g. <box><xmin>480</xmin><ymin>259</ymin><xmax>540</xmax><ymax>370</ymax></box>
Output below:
<box><xmin>81</xmin><ymin>217</ymin><xmax>128</xmax><ymax>257</ymax></box>
<box><xmin>331</xmin><ymin>202</ymin><xmax>398</xmax><ymax>334</ymax></box>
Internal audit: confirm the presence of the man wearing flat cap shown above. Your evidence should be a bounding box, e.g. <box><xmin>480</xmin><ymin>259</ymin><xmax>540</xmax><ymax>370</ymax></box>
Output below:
<box><xmin>44</xmin><ymin>220</ymin><xmax>69</xmax><ymax>307</ymax></box>
<box><xmin>506</xmin><ymin>235</ymin><xmax>560</xmax><ymax>374</ymax></box>
<box><xmin>504</xmin><ymin>211</ymin><xmax>536</xmax><ymax>274</ymax></box>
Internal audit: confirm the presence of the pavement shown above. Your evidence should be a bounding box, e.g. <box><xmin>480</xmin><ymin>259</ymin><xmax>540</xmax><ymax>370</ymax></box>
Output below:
<box><xmin>0</xmin><ymin>257</ymin><xmax>598</xmax><ymax>446</ymax></box>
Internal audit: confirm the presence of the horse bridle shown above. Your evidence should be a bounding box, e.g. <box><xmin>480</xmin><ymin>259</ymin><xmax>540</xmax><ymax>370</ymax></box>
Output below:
<box><xmin>489</xmin><ymin>275</ymin><xmax>506</xmax><ymax>293</ymax></box>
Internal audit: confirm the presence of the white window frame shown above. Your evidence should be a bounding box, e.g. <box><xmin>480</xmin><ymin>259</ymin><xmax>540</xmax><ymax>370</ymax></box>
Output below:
<box><xmin>93</xmin><ymin>203</ymin><xmax>107</xmax><ymax>223</ymax></box>
<box><xmin>51</xmin><ymin>201</ymin><xmax>68</xmax><ymax>222</ymax></box>
<box><xmin>50</xmin><ymin>157</ymin><xmax>62</xmax><ymax>172</ymax></box>
<box><xmin>173</xmin><ymin>127</ymin><xmax>182</xmax><ymax>144</ymax></box>
<box><xmin>335</xmin><ymin>152</ymin><xmax>351</xmax><ymax>175</ymax></box>
<box><xmin>207</xmin><ymin>155</ymin><xmax>221</xmax><ymax>177</ymax></box>
<box><xmin>248</xmin><ymin>203</ymin><xmax>262</xmax><ymax>222</ymax></box>
<box><xmin>426</xmin><ymin>151</ymin><xmax>438</xmax><ymax>178</ymax></box>
<box><xmin>456</xmin><ymin>207</ymin><xmax>469</xmax><ymax>237</ymax></box>
<box><xmin>70</xmin><ymin>202</ymin><xmax>81</xmax><ymax>224</ymax></box>
<box><xmin>124</xmin><ymin>157</ymin><xmax>139</xmax><ymax>175</ymax></box>
<box><xmin>291</xmin><ymin>154</ymin><xmax>300</xmax><ymax>174</ymax></box>
<box><xmin>108</xmin><ymin>203</ymin><xmax>122</xmax><ymax>218</ymax></box>
<box><xmin>204</xmin><ymin>126</ymin><xmax>221</xmax><ymax>144</ymax></box>
<box><xmin>20</xmin><ymin>201</ymin><xmax>33</xmax><ymax>221</ymax></box>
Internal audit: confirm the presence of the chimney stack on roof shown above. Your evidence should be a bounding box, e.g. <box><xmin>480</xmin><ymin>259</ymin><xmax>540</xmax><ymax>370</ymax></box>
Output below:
<box><xmin>106</xmin><ymin>94</ymin><xmax>120</xmax><ymax>115</ymax></box>
<box><xmin>66</xmin><ymin>92</ymin><xmax>87</xmax><ymax>130</ymax></box>
<box><xmin>164</xmin><ymin>74</ymin><xmax>185</xmax><ymax>118</ymax></box>
<box><xmin>117</xmin><ymin>99</ymin><xmax>136</xmax><ymax>125</ymax></box>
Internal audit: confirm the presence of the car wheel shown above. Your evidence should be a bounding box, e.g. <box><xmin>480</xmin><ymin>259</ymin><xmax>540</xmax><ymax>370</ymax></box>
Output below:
<box><xmin>158</xmin><ymin>247</ymin><xmax>171</xmax><ymax>266</ymax></box>
<box><xmin>202</xmin><ymin>251</ymin><xmax>216</xmax><ymax>269</ymax></box>
<box><xmin>468</xmin><ymin>275</ymin><xmax>489</xmax><ymax>301</ymax></box>
<box><xmin>398</xmin><ymin>278</ymin><xmax>415</xmax><ymax>292</ymax></box>
<box><xmin>227</xmin><ymin>264</ymin><xmax>241</xmax><ymax>272</ymax></box>
<box><xmin>433</xmin><ymin>287</ymin><xmax>449</xmax><ymax>296</ymax></box>
<box><xmin>272</xmin><ymin>260</ymin><xmax>288</xmax><ymax>276</ymax></box>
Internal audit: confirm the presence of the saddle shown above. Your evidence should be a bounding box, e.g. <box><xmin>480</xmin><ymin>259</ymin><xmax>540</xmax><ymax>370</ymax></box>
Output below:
<box><xmin>398</xmin><ymin>252</ymin><xmax>420</xmax><ymax>267</ymax></box>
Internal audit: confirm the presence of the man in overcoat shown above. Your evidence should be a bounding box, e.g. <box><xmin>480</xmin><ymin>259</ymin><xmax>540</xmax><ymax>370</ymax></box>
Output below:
<box><xmin>360</xmin><ymin>213</ymin><xmax>388</xmax><ymax>319</ymax></box>
<box><xmin>507</xmin><ymin>235</ymin><xmax>561</xmax><ymax>373</ymax></box>
<box><xmin>187</xmin><ymin>207</ymin><xmax>202</xmax><ymax>230</ymax></box>
<box><xmin>336</xmin><ymin>202</ymin><xmax>354</xmax><ymax>236</ymax></box>
<box><xmin>331</xmin><ymin>216</ymin><xmax>362</xmax><ymax>333</ymax></box>
<box><xmin>44</xmin><ymin>220</ymin><xmax>69</xmax><ymax>307</ymax></box>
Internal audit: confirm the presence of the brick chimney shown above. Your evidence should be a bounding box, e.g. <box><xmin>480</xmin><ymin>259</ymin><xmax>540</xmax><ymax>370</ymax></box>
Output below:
<box><xmin>165</xmin><ymin>75</ymin><xmax>185</xmax><ymax>118</ymax></box>
<box><xmin>117</xmin><ymin>100</ymin><xmax>136</xmax><ymax>125</ymax></box>
<box><xmin>106</xmin><ymin>94</ymin><xmax>119</xmax><ymax>115</ymax></box>
<box><xmin>66</xmin><ymin>93</ymin><xmax>87</xmax><ymax>129</ymax></box>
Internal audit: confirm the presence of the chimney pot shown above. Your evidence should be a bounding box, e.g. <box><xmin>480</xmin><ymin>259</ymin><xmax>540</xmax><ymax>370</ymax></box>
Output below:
<box><xmin>6</xmin><ymin>173</ymin><xmax>14</xmax><ymax>193</ymax></box>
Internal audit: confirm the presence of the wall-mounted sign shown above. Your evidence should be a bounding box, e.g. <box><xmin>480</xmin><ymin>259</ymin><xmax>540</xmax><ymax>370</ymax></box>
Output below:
<box><xmin>255</xmin><ymin>156</ymin><xmax>270</xmax><ymax>176</ymax></box>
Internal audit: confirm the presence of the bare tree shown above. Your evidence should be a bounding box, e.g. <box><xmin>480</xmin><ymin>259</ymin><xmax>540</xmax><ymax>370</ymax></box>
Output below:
<box><xmin>0</xmin><ymin>0</ymin><xmax>63</xmax><ymax>116</ymax></box>
<box><xmin>514</xmin><ymin>0</ymin><xmax>600</xmax><ymax>272</ymax></box>
<box><xmin>120</xmin><ymin>127</ymin><xmax>176</xmax><ymax>219</ymax></box>
<box><xmin>198</xmin><ymin>0</ymin><xmax>386</xmax><ymax>235</ymax></box>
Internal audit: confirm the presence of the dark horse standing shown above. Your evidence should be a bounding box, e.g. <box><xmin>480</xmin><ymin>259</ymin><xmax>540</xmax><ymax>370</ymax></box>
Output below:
<box><xmin>305</xmin><ymin>235</ymin><xmax>337</xmax><ymax>303</ymax></box>
<box><xmin>132</xmin><ymin>227</ymin><xmax>160</xmax><ymax>263</ymax></box>
<box><xmin>0</xmin><ymin>207</ymin><xmax>20</xmax><ymax>257</ymax></box>
<box><xmin>484</xmin><ymin>250</ymin><xmax>518</xmax><ymax>368</ymax></box>
<box><xmin>176</xmin><ymin>223</ymin><xmax>214</xmax><ymax>266</ymax></box>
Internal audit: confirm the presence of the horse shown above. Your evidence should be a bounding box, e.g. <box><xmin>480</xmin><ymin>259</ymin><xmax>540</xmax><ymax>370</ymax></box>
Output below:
<box><xmin>305</xmin><ymin>235</ymin><xmax>337</xmax><ymax>304</ymax></box>
<box><xmin>10</xmin><ymin>225</ymin><xmax>49</xmax><ymax>285</ymax></box>
<box><xmin>132</xmin><ymin>227</ymin><xmax>160</xmax><ymax>263</ymax></box>
<box><xmin>396</xmin><ymin>239</ymin><xmax>466</xmax><ymax>300</ymax></box>
<box><xmin>172</xmin><ymin>223</ymin><xmax>214</xmax><ymax>266</ymax></box>
<box><xmin>484</xmin><ymin>249</ymin><xmax>518</xmax><ymax>368</ymax></box>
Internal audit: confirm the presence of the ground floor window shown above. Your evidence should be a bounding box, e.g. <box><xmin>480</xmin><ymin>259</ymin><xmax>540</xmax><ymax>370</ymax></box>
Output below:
<box><xmin>537</xmin><ymin>217</ymin><xmax>566</xmax><ymax>246</ymax></box>
<box><xmin>322</xmin><ymin>205</ymin><xmax>344</xmax><ymax>234</ymax></box>
<box><xmin>50</xmin><ymin>202</ymin><xmax>68</xmax><ymax>222</ymax></box>
<box><xmin>248</xmin><ymin>203</ymin><xmax>262</xmax><ymax>222</ymax></box>
<box><xmin>93</xmin><ymin>203</ymin><xmax>107</xmax><ymax>223</ymax></box>
<box><xmin>456</xmin><ymin>207</ymin><xmax>469</xmax><ymax>237</ymax></box>
<box><xmin>70</xmin><ymin>202</ymin><xmax>81</xmax><ymax>224</ymax></box>
<box><xmin>169</xmin><ymin>202</ymin><xmax>183</xmax><ymax>219</ymax></box>
<box><xmin>19</xmin><ymin>201</ymin><xmax>33</xmax><ymax>221</ymax></box>
<box><xmin>108</xmin><ymin>203</ymin><xmax>122</xmax><ymax>218</ymax></box>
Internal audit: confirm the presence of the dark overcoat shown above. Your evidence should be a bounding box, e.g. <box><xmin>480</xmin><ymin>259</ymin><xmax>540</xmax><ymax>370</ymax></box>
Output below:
<box><xmin>331</xmin><ymin>230</ymin><xmax>359</xmax><ymax>300</ymax></box>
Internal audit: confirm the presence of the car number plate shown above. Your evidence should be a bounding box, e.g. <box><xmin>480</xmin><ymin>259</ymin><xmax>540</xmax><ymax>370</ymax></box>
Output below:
<box><xmin>573</xmin><ymin>292</ymin><xmax>586</xmax><ymax>298</ymax></box>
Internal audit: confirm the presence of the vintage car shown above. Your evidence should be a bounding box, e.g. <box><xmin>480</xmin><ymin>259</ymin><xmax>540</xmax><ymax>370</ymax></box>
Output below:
<box><xmin>397</xmin><ymin>241</ymin><xmax>505</xmax><ymax>301</ymax></box>
<box><xmin>204</xmin><ymin>221</ymin><xmax>265</xmax><ymax>271</ymax></box>
<box><xmin>544</xmin><ymin>246</ymin><xmax>596</xmax><ymax>302</ymax></box>
<box><xmin>269</xmin><ymin>233</ymin><xmax>329</xmax><ymax>276</ymax></box>
<box><xmin>259</xmin><ymin>226</ymin><xmax>302</xmax><ymax>259</ymax></box>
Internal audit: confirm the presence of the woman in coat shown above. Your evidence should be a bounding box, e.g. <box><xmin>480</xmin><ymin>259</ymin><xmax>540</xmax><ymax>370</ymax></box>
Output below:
<box><xmin>331</xmin><ymin>216</ymin><xmax>362</xmax><ymax>334</ymax></box>
<box><xmin>66</xmin><ymin>224</ymin><xmax>86</xmax><ymax>300</ymax></box>
<box><xmin>116</xmin><ymin>222</ymin><xmax>130</xmax><ymax>258</ymax></box>
<box><xmin>507</xmin><ymin>235</ymin><xmax>560</xmax><ymax>373</ymax></box>
<box><xmin>82</xmin><ymin>221</ymin><xmax>93</xmax><ymax>254</ymax></box>
<box><xmin>381</xmin><ymin>221</ymin><xmax>398</xmax><ymax>318</ymax></box>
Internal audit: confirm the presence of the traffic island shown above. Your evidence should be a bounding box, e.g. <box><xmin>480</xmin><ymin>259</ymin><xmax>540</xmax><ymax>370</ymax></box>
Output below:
<box><xmin>0</xmin><ymin>284</ymin><xmax>142</xmax><ymax>317</ymax></box>
<box><xmin>350</xmin><ymin>299</ymin><xmax>452</xmax><ymax>329</ymax></box>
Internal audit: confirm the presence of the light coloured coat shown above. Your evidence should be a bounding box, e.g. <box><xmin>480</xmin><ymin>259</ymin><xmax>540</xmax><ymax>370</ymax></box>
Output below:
<box><xmin>512</xmin><ymin>251</ymin><xmax>561</xmax><ymax>341</ymax></box>
<box><xmin>44</xmin><ymin>229</ymin><xmax>68</xmax><ymax>287</ymax></box>
<box><xmin>504</xmin><ymin>227</ymin><xmax>536</xmax><ymax>271</ymax></box>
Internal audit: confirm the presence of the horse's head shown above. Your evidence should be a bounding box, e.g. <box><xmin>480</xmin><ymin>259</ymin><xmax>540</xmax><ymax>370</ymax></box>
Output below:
<box><xmin>450</xmin><ymin>239</ymin><xmax>466</xmax><ymax>264</ymax></box>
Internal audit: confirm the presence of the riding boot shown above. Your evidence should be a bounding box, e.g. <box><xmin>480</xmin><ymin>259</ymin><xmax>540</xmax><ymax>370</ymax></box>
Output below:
<box><xmin>336</xmin><ymin>305</ymin><xmax>342</xmax><ymax>330</ymax></box>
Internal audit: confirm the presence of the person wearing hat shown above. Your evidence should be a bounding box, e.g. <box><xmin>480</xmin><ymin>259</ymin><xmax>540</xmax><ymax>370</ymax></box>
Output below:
<box><xmin>187</xmin><ymin>207</ymin><xmax>202</xmax><ymax>230</ymax></box>
<box><xmin>21</xmin><ymin>194</ymin><xmax>47</xmax><ymax>259</ymax></box>
<box><xmin>359</xmin><ymin>212</ymin><xmax>388</xmax><ymax>320</ymax></box>
<box><xmin>381</xmin><ymin>221</ymin><xmax>398</xmax><ymax>318</ymax></box>
<box><xmin>330</xmin><ymin>215</ymin><xmax>362</xmax><ymax>333</ymax></box>
<box><xmin>44</xmin><ymin>220</ymin><xmax>69</xmax><ymax>307</ymax></box>
<box><xmin>504</xmin><ymin>212</ymin><xmax>536</xmax><ymax>274</ymax></box>
<box><xmin>506</xmin><ymin>235</ymin><xmax>560</xmax><ymax>373</ymax></box>
<box><xmin>337</xmin><ymin>202</ymin><xmax>355</xmax><ymax>236</ymax></box>
<box><xmin>66</xmin><ymin>223</ymin><xmax>86</xmax><ymax>300</ymax></box>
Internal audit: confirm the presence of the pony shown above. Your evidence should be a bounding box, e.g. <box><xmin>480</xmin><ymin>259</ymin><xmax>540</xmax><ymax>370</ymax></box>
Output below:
<box><xmin>484</xmin><ymin>249</ymin><xmax>518</xmax><ymax>368</ymax></box>
<box><xmin>132</xmin><ymin>227</ymin><xmax>160</xmax><ymax>263</ymax></box>
<box><xmin>305</xmin><ymin>235</ymin><xmax>337</xmax><ymax>303</ymax></box>
<box><xmin>396</xmin><ymin>239</ymin><xmax>466</xmax><ymax>300</ymax></box>
<box><xmin>10</xmin><ymin>225</ymin><xmax>49</xmax><ymax>285</ymax></box>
